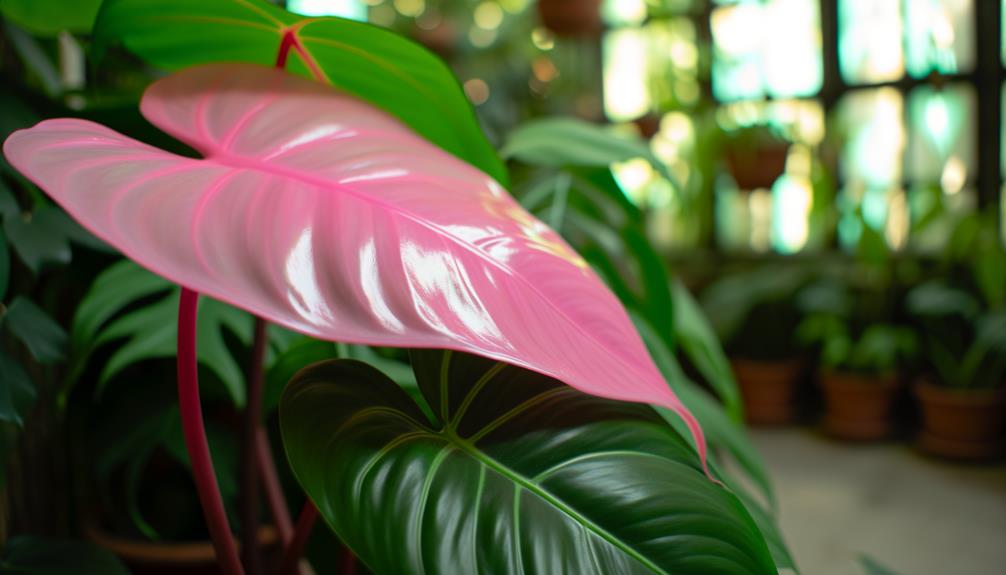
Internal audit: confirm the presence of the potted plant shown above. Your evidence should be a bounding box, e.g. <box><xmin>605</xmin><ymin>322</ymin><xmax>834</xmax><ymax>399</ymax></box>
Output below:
<box><xmin>721</xmin><ymin>124</ymin><xmax>791</xmax><ymax>191</ymax></box>
<box><xmin>795</xmin><ymin>274</ymin><xmax>915</xmax><ymax>440</ymax></box>
<box><xmin>797</xmin><ymin>316</ymin><xmax>914</xmax><ymax>440</ymax></box>
<box><xmin>702</xmin><ymin>265</ymin><xmax>809</xmax><ymax>425</ymax></box>
<box><xmin>906</xmin><ymin>210</ymin><xmax>1006</xmax><ymax>460</ymax></box>
<box><xmin>907</xmin><ymin>280</ymin><xmax>1006</xmax><ymax>460</ymax></box>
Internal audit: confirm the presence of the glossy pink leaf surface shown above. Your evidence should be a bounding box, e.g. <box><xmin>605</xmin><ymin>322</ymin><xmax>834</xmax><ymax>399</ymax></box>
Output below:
<box><xmin>3</xmin><ymin>63</ymin><xmax>706</xmax><ymax>463</ymax></box>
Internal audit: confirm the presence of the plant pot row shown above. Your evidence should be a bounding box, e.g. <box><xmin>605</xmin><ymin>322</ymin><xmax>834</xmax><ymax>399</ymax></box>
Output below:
<box><xmin>732</xmin><ymin>358</ymin><xmax>1006</xmax><ymax>460</ymax></box>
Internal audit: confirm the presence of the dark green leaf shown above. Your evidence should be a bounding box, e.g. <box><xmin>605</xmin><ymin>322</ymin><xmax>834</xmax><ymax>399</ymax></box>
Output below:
<box><xmin>636</xmin><ymin>334</ymin><xmax>794</xmax><ymax>571</ymax></box>
<box><xmin>3</xmin><ymin>208</ymin><xmax>72</xmax><ymax>273</ymax></box>
<box><xmin>0</xmin><ymin>350</ymin><xmax>36</xmax><ymax>427</ymax></box>
<box><xmin>0</xmin><ymin>535</ymin><xmax>130</xmax><ymax>575</ymax></box>
<box><xmin>3</xmin><ymin>22</ymin><xmax>61</xmax><ymax>97</ymax></box>
<box><xmin>0</xmin><ymin>0</ymin><xmax>103</xmax><ymax>36</ymax></box>
<box><xmin>0</xmin><ymin>231</ymin><xmax>9</xmax><ymax>301</ymax></box>
<box><xmin>672</xmin><ymin>281</ymin><xmax>743</xmax><ymax>420</ymax></box>
<box><xmin>3</xmin><ymin>296</ymin><xmax>67</xmax><ymax>363</ymax></box>
<box><xmin>94</xmin><ymin>290</ymin><xmax>251</xmax><ymax>405</ymax></box>
<box><xmin>264</xmin><ymin>336</ymin><xmax>336</xmax><ymax>415</ymax></box>
<box><xmin>280</xmin><ymin>350</ymin><xmax>777</xmax><ymax>575</ymax></box>
<box><xmin>92</xmin><ymin>0</ymin><xmax>506</xmax><ymax>185</ymax></box>
<box><xmin>502</xmin><ymin>118</ymin><xmax>674</xmax><ymax>184</ymax></box>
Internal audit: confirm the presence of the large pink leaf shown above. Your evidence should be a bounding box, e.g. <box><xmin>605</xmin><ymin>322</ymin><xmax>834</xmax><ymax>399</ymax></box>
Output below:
<box><xmin>3</xmin><ymin>63</ymin><xmax>706</xmax><ymax>464</ymax></box>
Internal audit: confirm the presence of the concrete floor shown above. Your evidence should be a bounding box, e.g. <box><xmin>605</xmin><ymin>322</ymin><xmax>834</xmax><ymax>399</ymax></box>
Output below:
<box><xmin>751</xmin><ymin>429</ymin><xmax>1006</xmax><ymax>575</ymax></box>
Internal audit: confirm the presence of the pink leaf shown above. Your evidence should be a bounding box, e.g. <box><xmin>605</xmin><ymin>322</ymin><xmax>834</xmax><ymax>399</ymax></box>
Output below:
<box><xmin>3</xmin><ymin>63</ymin><xmax>707</xmax><ymax>467</ymax></box>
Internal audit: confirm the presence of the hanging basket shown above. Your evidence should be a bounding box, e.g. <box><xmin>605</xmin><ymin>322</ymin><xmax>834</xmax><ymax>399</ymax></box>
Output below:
<box><xmin>537</xmin><ymin>0</ymin><xmax>603</xmax><ymax>37</ymax></box>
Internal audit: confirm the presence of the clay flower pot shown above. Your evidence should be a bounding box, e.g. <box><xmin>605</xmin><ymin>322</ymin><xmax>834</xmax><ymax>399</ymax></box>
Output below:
<box><xmin>914</xmin><ymin>381</ymin><xmax>1006</xmax><ymax>460</ymax></box>
<box><xmin>537</xmin><ymin>0</ymin><xmax>603</xmax><ymax>37</ymax></box>
<box><xmin>732</xmin><ymin>358</ymin><xmax>805</xmax><ymax>425</ymax></box>
<box><xmin>819</xmin><ymin>370</ymin><xmax>900</xmax><ymax>441</ymax></box>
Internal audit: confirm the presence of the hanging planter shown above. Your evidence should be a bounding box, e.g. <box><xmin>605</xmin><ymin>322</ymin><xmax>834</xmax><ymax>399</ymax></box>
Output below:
<box><xmin>536</xmin><ymin>0</ymin><xmax>603</xmax><ymax>37</ymax></box>
<box><xmin>722</xmin><ymin>126</ymin><xmax>790</xmax><ymax>191</ymax></box>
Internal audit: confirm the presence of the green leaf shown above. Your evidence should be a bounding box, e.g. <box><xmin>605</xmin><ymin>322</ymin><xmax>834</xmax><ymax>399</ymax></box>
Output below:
<box><xmin>3</xmin><ymin>296</ymin><xmax>67</xmax><ymax>363</ymax></box>
<box><xmin>3</xmin><ymin>208</ymin><xmax>72</xmax><ymax>273</ymax></box>
<box><xmin>0</xmin><ymin>231</ymin><xmax>9</xmax><ymax>301</ymax></box>
<box><xmin>0</xmin><ymin>350</ymin><xmax>36</xmax><ymax>427</ymax></box>
<box><xmin>70</xmin><ymin>261</ymin><xmax>254</xmax><ymax>405</ymax></box>
<box><xmin>95</xmin><ymin>290</ymin><xmax>251</xmax><ymax>405</ymax></box>
<box><xmin>280</xmin><ymin>350</ymin><xmax>777</xmax><ymax>575</ymax></box>
<box><xmin>0</xmin><ymin>0</ymin><xmax>103</xmax><ymax>36</ymax></box>
<box><xmin>0</xmin><ymin>535</ymin><xmax>130</xmax><ymax>575</ymax></box>
<box><xmin>858</xmin><ymin>554</ymin><xmax>902</xmax><ymax>575</ymax></box>
<box><xmin>3</xmin><ymin>22</ymin><xmax>61</xmax><ymax>97</ymax></box>
<box><xmin>91</xmin><ymin>0</ymin><xmax>506</xmax><ymax>185</ymax></box>
<box><xmin>672</xmin><ymin>281</ymin><xmax>743</xmax><ymax>421</ymax></box>
<box><xmin>502</xmin><ymin>118</ymin><xmax>674</xmax><ymax>183</ymax></box>
<box><xmin>264</xmin><ymin>336</ymin><xmax>336</xmax><ymax>415</ymax></box>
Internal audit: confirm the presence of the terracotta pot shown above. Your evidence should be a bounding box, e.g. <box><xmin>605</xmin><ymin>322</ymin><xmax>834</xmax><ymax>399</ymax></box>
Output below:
<box><xmin>85</xmin><ymin>523</ymin><xmax>282</xmax><ymax>575</ymax></box>
<box><xmin>537</xmin><ymin>0</ymin><xmax>602</xmax><ymax>37</ymax></box>
<box><xmin>732</xmin><ymin>358</ymin><xmax>804</xmax><ymax>425</ymax></box>
<box><xmin>914</xmin><ymin>381</ymin><xmax>1006</xmax><ymax>460</ymax></box>
<box><xmin>819</xmin><ymin>370</ymin><xmax>900</xmax><ymax>441</ymax></box>
<box><xmin>724</xmin><ymin>143</ymin><xmax>789</xmax><ymax>190</ymax></box>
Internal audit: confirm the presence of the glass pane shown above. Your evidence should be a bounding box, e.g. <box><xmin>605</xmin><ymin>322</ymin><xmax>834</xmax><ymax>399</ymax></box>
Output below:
<box><xmin>288</xmin><ymin>0</ymin><xmax>367</xmax><ymax>19</ymax></box>
<box><xmin>835</xmin><ymin>87</ymin><xmax>905</xmax><ymax>187</ymax></box>
<box><xmin>839</xmin><ymin>0</ymin><xmax>904</xmax><ymax>84</ymax></box>
<box><xmin>601</xmin><ymin>0</ymin><xmax>647</xmax><ymax>26</ymax></box>
<box><xmin>603</xmin><ymin>19</ymin><xmax>699</xmax><ymax>120</ymax></box>
<box><xmin>603</xmin><ymin>28</ymin><xmax>651</xmax><ymax>120</ymax></box>
<box><xmin>762</xmin><ymin>0</ymin><xmax>823</xmax><ymax>98</ymax></box>
<box><xmin>905</xmin><ymin>0</ymin><xmax>975</xmax><ymax>77</ymax></box>
<box><xmin>905</xmin><ymin>83</ymin><xmax>975</xmax><ymax>192</ymax></box>
<box><xmin>712</xmin><ymin>0</ymin><xmax>822</xmax><ymax>101</ymax></box>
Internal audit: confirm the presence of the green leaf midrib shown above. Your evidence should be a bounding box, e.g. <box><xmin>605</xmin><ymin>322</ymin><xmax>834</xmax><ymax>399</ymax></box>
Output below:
<box><xmin>450</xmin><ymin>437</ymin><xmax>670</xmax><ymax>575</ymax></box>
<box><xmin>336</xmin><ymin>399</ymin><xmax>671</xmax><ymax>574</ymax></box>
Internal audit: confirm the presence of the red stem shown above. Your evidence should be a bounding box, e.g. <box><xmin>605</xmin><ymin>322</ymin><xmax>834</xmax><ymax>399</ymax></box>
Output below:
<box><xmin>256</xmin><ymin>428</ymin><xmax>294</xmax><ymax>545</ymax></box>
<box><xmin>177</xmin><ymin>288</ymin><xmax>245</xmax><ymax>575</ymax></box>
<box><xmin>239</xmin><ymin>318</ymin><xmax>268</xmax><ymax>574</ymax></box>
<box><xmin>279</xmin><ymin>502</ymin><xmax>319</xmax><ymax>575</ymax></box>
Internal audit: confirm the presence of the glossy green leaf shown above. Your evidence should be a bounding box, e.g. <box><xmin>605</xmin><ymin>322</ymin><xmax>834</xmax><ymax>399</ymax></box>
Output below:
<box><xmin>502</xmin><ymin>118</ymin><xmax>673</xmax><ymax>183</ymax></box>
<box><xmin>0</xmin><ymin>0</ymin><xmax>103</xmax><ymax>36</ymax></box>
<box><xmin>0</xmin><ymin>535</ymin><xmax>130</xmax><ymax>575</ymax></box>
<box><xmin>672</xmin><ymin>281</ymin><xmax>743</xmax><ymax>420</ymax></box>
<box><xmin>633</xmin><ymin>313</ymin><xmax>773</xmax><ymax>503</ymax></box>
<box><xmin>91</xmin><ymin>0</ymin><xmax>506</xmax><ymax>185</ymax></box>
<box><xmin>0</xmin><ymin>350</ymin><xmax>36</xmax><ymax>427</ymax></box>
<box><xmin>264</xmin><ymin>336</ymin><xmax>336</xmax><ymax>415</ymax></box>
<box><xmin>281</xmin><ymin>350</ymin><xmax>777</xmax><ymax>575</ymax></box>
<box><xmin>3</xmin><ymin>296</ymin><xmax>67</xmax><ymax>363</ymax></box>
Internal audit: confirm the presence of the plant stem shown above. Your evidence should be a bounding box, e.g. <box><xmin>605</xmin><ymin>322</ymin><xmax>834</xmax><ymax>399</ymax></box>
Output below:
<box><xmin>177</xmin><ymin>288</ymin><xmax>245</xmax><ymax>575</ymax></box>
<box><xmin>257</xmin><ymin>428</ymin><xmax>294</xmax><ymax>544</ymax></box>
<box><xmin>239</xmin><ymin>317</ymin><xmax>268</xmax><ymax>575</ymax></box>
<box><xmin>280</xmin><ymin>501</ymin><xmax>319</xmax><ymax>575</ymax></box>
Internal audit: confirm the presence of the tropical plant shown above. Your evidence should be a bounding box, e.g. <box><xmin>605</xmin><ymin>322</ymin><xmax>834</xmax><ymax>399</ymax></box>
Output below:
<box><xmin>0</xmin><ymin>1</ymin><xmax>792</xmax><ymax>573</ymax></box>
<box><xmin>796</xmin><ymin>279</ymin><xmax>914</xmax><ymax>375</ymax></box>
<box><xmin>907</xmin><ymin>211</ymin><xmax>1006</xmax><ymax>390</ymax></box>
